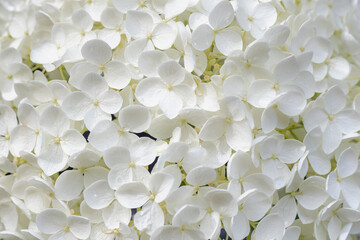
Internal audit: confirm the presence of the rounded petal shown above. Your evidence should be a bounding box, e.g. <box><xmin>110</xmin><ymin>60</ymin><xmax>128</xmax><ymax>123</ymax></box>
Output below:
<box><xmin>83</xmin><ymin>180</ymin><xmax>114</xmax><ymax>209</ymax></box>
<box><xmin>38</xmin><ymin>143</ymin><xmax>67</xmax><ymax>176</ymax></box>
<box><xmin>55</xmin><ymin>170</ymin><xmax>84</xmax><ymax>201</ymax></box>
<box><xmin>191</xmin><ymin>24</ymin><xmax>214</xmax><ymax>51</ymax></box>
<box><xmin>81</xmin><ymin>39</ymin><xmax>112</xmax><ymax>65</ymax></box>
<box><xmin>103</xmin><ymin>146</ymin><xmax>131</xmax><ymax>168</ymax></box>
<box><xmin>10</xmin><ymin>126</ymin><xmax>36</xmax><ymax>157</ymax></box>
<box><xmin>118</xmin><ymin>105</ymin><xmax>151</xmax><ymax>133</ymax></box>
<box><xmin>337</xmin><ymin>147</ymin><xmax>358</xmax><ymax>179</ymax></box>
<box><xmin>98</xmin><ymin>90</ymin><xmax>123</xmax><ymax>114</ymax></box>
<box><xmin>186</xmin><ymin>166</ymin><xmax>216</xmax><ymax>186</ymax></box>
<box><xmin>36</xmin><ymin>209</ymin><xmax>66</xmax><ymax>234</ymax></box>
<box><xmin>68</xmin><ymin>215</ymin><xmax>91</xmax><ymax>239</ymax></box>
<box><xmin>209</xmin><ymin>1</ymin><xmax>234</xmax><ymax>29</ymax></box>
<box><xmin>104</xmin><ymin>61</ymin><xmax>131</xmax><ymax>89</ymax></box>
<box><xmin>328</xmin><ymin>57</ymin><xmax>350</xmax><ymax>80</ymax></box>
<box><xmin>152</xmin><ymin>23</ymin><xmax>177</xmax><ymax>50</ymax></box>
<box><xmin>115</xmin><ymin>181</ymin><xmax>149</xmax><ymax>208</ymax></box>
<box><xmin>40</xmin><ymin>106</ymin><xmax>70</xmax><ymax>136</ymax></box>
<box><xmin>226</xmin><ymin>121</ymin><xmax>252</xmax><ymax>152</ymax></box>
<box><xmin>80</xmin><ymin>72</ymin><xmax>108</xmax><ymax>98</ymax></box>
<box><xmin>199</xmin><ymin>116</ymin><xmax>226</xmax><ymax>141</ymax></box>
<box><xmin>322</xmin><ymin>123</ymin><xmax>342</xmax><ymax>154</ymax></box>
<box><xmin>62</xmin><ymin>92</ymin><xmax>92</xmax><ymax>120</ymax></box>
<box><xmin>215</xmin><ymin>29</ymin><xmax>243</xmax><ymax>56</ymax></box>
<box><xmin>158</xmin><ymin>60</ymin><xmax>185</xmax><ymax>86</ymax></box>
<box><xmin>255</xmin><ymin>214</ymin><xmax>285</xmax><ymax>240</ymax></box>
<box><xmin>149</xmin><ymin>172</ymin><xmax>175</xmax><ymax>203</ymax></box>
<box><xmin>158</xmin><ymin>90</ymin><xmax>183</xmax><ymax>119</ymax></box>
<box><xmin>135</xmin><ymin>77</ymin><xmax>166</xmax><ymax>107</ymax></box>
<box><xmin>138</xmin><ymin>50</ymin><xmax>168</xmax><ymax>77</ymax></box>
<box><xmin>277</xmin><ymin>139</ymin><xmax>306</xmax><ymax>164</ymax></box>
<box><xmin>277</xmin><ymin>91</ymin><xmax>306</xmax><ymax>116</ymax></box>
<box><xmin>247</xmin><ymin>79</ymin><xmax>276</xmax><ymax>108</ymax></box>
<box><xmin>231</xmin><ymin>211</ymin><xmax>250</xmax><ymax>240</ymax></box>
<box><xmin>206</xmin><ymin>189</ymin><xmax>238</xmax><ymax>217</ymax></box>
<box><xmin>61</xmin><ymin>129</ymin><xmax>87</xmax><ymax>155</ymax></box>
<box><xmin>125</xmin><ymin>10</ymin><xmax>153</xmax><ymax>38</ymax></box>
<box><xmin>324</xmin><ymin>86</ymin><xmax>345</xmax><ymax>115</ymax></box>
<box><xmin>88</xmin><ymin>120</ymin><xmax>119</xmax><ymax>151</ymax></box>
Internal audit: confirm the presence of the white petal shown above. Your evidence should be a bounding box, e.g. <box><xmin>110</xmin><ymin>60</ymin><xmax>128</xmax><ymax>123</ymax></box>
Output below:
<box><xmin>124</xmin><ymin>38</ymin><xmax>153</xmax><ymax>66</ymax></box>
<box><xmin>38</xmin><ymin>143</ymin><xmax>67</xmax><ymax>176</ymax></box>
<box><xmin>68</xmin><ymin>215</ymin><xmax>91</xmax><ymax>239</ymax></box>
<box><xmin>149</xmin><ymin>172</ymin><xmax>175</xmax><ymax>202</ymax></box>
<box><xmin>337</xmin><ymin>147</ymin><xmax>358</xmax><ymax>179</ymax></box>
<box><xmin>40</xmin><ymin>106</ymin><xmax>69</xmax><ymax>136</ymax></box>
<box><xmin>308</xmin><ymin>150</ymin><xmax>331</xmax><ymax>175</ymax></box>
<box><xmin>103</xmin><ymin>146</ymin><xmax>131</xmax><ymax>168</ymax></box>
<box><xmin>326</xmin><ymin>171</ymin><xmax>341</xmax><ymax>200</ymax></box>
<box><xmin>152</xmin><ymin>23</ymin><xmax>177</xmax><ymax>50</ymax></box>
<box><xmin>277</xmin><ymin>91</ymin><xmax>306</xmax><ymax>116</ymax></box>
<box><xmin>103</xmin><ymin>201</ymin><xmax>131</xmax><ymax>229</ymax></box>
<box><xmin>84</xmin><ymin>106</ymin><xmax>111</xmax><ymax>131</ymax></box>
<box><xmin>138</xmin><ymin>50</ymin><xmax>168</xmax><ymax>77</ymax></box>
<box><xmin>324</xmin><ymin>86</ymin><xmax>346</xmax><ymax>114</ymax></box>
<box><xmin>83</xmin><ymin>180</ymin><xmax>114</xmax><ymax>209</ymax></box>
<box><xmin>186</xmin><ymin>166</ymin><xmax>216</xmax><ymax>186</ymax></box>
<box><xmin>206</xmin><ymin>189</ymin><xmax>238</xmax><ymax>217</ymax></box>
<box><xmin>98</xmin><ymin>90</ymin><xmax>123</xmax><ymax>114</ymax></box>
<box><xmin>30</xmin><ymin>42</ymin><xmax>58</xmax><ymax>64</ymax></box>
<box><xmin>36</xmin><ymin>209</ymin><xmax>66</xmax><ymax>234</ymax></box>
<box><xmin>231</xmin><ymin>211</ymin><xmax>250</xmax><ymax>240</ymax></box>
<box><xmin>255</xmin><ymin>214</ymin><xmax>285</xmax><ymax>240</ymax></box>
<box><xmin>135</xmin><ymin>77</ymin><xmax>166</xmax><ymax>107</ymax></box>
<box><xmin>328</xmin><ymin>215</ymin><xmax>341</xmax><ymax>240</ymax></box>
<box><xmin>158</xmin><ymin>90</ymin><xmax>183</xmax><ymax>119</ymax></box>
<box><xmin>104</xmin><ymin>61</ymin><xmax>131</xmax><ymax>89</ymax></box>
<box><xmin>277</xmin><ymin>139</ymin><xmax>305</xmax><ymax>164</ymax></box>
<box><xmin>305</xmin><ymin>37</ymin><xmax>332</xmax><ymax>63</ymax></box>
<box><xmin>227</xmin><ymin>151</ymin><xmax>252</xmax><ymax>179</ymax></box>
<box><xmin>303</xmin><ymin>107</ymin><xmax>328</xmax><ymax>132</ymax></box>
<box><xmin>118</xmin><ymin>105</ymin><xmax>151</xmax><ymax>133</ymax></box>
<box><xmin>80</xmin><ymin>72</ymin><xmax>108</xmax><ymax>98</ymax></box>
<box><xmin>334</xmin><ymin>110</ymin><xmax>360</xmax><ymax>134</ymax></box>
<box><xmin>296</xmin><ymin>182</ymin><xmax>328</xmax><ymax>210</ymax></box>
<box><xmin>115</xmin><ymin>181</ymin><xmax>149</xmax><ymax>208</ymax></box>
<box><xmin>226</xmin><ymin>121</ymin><xmax>252</xmax><ymax>152</ymax></box>
<box><xmin>243</xmin><ymin>191</ymin><xmax>272</xmax><ymax>222</ymax></box>
<box><xmin>126</xmin><ymin>10</ymin><xmax>153</xmax><ymax>38</ymax></box>
<box><xmin>83</xmin><ymin>166</ymin><xmax>109</xmax><ymax>188</ymax></box>
<box><xmin>113</xmin><ymin>0</ymin><xmax>139</xmax><ymax>13</ymax></box>
<box><xmin>158</xmin><ymin>60</ymin><xmax>185</xmax><ymax>86</ymax></box>
<box><xmin>62</xmin><ymin>92</ymin><xmax>92</xmax><ymax>120</ymax></box>
<box><xmin>274</xmin><ymin>56</ymin><xmax>298</xmax><ymax>84</ymax></box>
<box><xmin>191</xmin><ymin>24</ymin><xmax>214</xmax><ymax>51</ymax></box>
<box><xmin>55</xmin><ymin>170</ymin><xmax>83</xmax><ymax>201</ymax></box>
<box><xmin>209</xmin><ymin>1</ymin><xmax>234</xmax><ymax>30</ymax></box>
<box><xmin>88</xmin><ymin>120</ymin><xmax>119</xmax><ymax>151</ymax></box>
<box><xmin>328</xmin><ymin>57</ymin><xmax>350</xmax><ymax>80</ymax></box>
<box><xmin>261</xmin><ymin>107</ymin><xmax>277</xmax><ymax>133</ymax></box>
<box><xmin>253</xmin><ymin>3</ymin><xmax>277</xmax><ymax>29</ymax></box>
<box><xmin>199</xmin><ymin>116</ymin><xmax>226</xmax><ymax>141</ymax></box>
<box><xmin>215</xmin><ymin>29</ymin><xmax>243</xmax><ymax>56</ymax></box>
<box><xmin>81</xmin><ymin>39</ymin><xmax>112</xmax><ymax>65</ymax></box>
<box><xmin>247</xmin><ymin>79</ymin><xmax>276</xmax><ymax>108</ymax></box>
<box><xmin>341</xmin><ymin>175</ymin><xmax>360</xmax><ymax>209</ymax></box>
<box><xmin>322</xmin><ymin>123</ymin><xmax>342</xmax><ymax>154</ymax></box>
<box><xmin>9</xmin><ymin>126</ymin><xmax>36</xmax><ymax>157</ymax></box>
<box><xmin>270</xmin><ymin>195</ymin><xmax>296</xmax><ymax>227</ymax></box>
<box><xmin>61</xmin><ymin>129</ymin><xmax>86</xmax><ymax>155</ymax></box>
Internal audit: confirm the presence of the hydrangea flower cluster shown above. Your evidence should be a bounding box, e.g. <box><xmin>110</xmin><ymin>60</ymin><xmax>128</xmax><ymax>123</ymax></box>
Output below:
<box><xmin>1</xmin><ymin>0</ymin><xmax>360</xmax><ymax>239</ymax></box>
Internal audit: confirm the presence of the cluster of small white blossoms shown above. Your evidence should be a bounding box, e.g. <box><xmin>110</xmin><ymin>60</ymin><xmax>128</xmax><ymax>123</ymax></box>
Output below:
<box><xmin>1</xmin><ymin>0</ymin><xmax>360</xmax><ymax>239</ymax></box>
